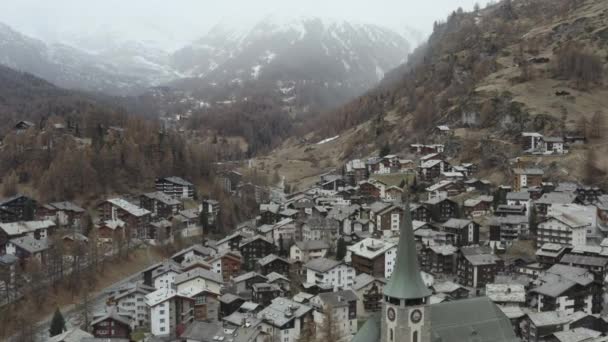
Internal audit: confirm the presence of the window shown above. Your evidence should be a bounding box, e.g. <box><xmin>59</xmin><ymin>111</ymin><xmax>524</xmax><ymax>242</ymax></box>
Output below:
<box><xmin>413</xmin><ymin>331</ymin><xmax>418</xmax><ymax>342</ymax></box>
<box><xmin>160</xmin><ymin>310</ymin><xmax>165</xmax><ymax>315</ymax></box>
<box><xmin>160</xmin><ymin>327</ymin><xmax>165</xmax><ymax>332</ymax></box>
<box><xmin>390</xmin><ymin>329</ymin><xmax>394</xmax><ymax>341</ymax></box>
<box><xmin>160</xmin><ymin>318</ymin><xmax>165</xmax><ymax>323</ymax></box>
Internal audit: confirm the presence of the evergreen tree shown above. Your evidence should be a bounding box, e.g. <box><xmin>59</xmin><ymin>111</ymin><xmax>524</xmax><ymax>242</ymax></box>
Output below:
<box><xmin>278</xmin><ymin>234</ymin><xmax>286</xmax><ymax>257</ymax></box>
<box><xmin>336</xmin><ymin>238</ymin><xmax>347</xmax><ymax>261</ymax></box>
<box><xmin>49</xmin><ymin>308</ymin><xmax>66</xmax><ymax>337</ymax></box>
<box><xmin>379</xmin><ymin>143</ymin><xmax>391</xmax><ymax>157</ymax></box>
<box><xmin>529</xmin><ymin>205</ymin><xmax>538</xmax><ymax>237</ymax></box>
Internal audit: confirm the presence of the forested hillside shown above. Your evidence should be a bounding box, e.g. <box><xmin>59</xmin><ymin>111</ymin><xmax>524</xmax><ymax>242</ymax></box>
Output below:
<box><xmin>0</xmin><ymin>66</ymin><xmax>213</xmax><ymax>202</ymax></box>
<box><xmin>265</xmin><ymin>0</ymin><xmax>608</xmax><ymax>188</ymax></box>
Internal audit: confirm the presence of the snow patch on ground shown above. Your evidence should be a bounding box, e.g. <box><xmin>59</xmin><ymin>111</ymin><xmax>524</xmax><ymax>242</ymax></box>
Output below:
<box><xmin>375</xmin><ymin>64</ymin><xmax>384</xmax><ymax>80</ymax></box>
<box><xmin>251</xmin><ymin>64</ymin><xmax>262</xmax><ymax>78</ymax></box>
<box><xmin>316</xmin><ymin>135</ymin><xmax>340</xmax><ymax>145</ymax></box>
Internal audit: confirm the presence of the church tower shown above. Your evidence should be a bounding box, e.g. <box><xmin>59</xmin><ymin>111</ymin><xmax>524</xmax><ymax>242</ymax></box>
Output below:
<box><xmin>381</xmin><ymin>200</ymin><xmax>432</xmax><ymax>342</ymax></box>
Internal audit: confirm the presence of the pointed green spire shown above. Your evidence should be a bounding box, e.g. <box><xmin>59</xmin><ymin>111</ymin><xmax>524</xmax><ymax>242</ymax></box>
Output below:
<box><xmin>383</xmin><ymin>199</ymin><xmax>431</xmax><ymax>300</ymax></box>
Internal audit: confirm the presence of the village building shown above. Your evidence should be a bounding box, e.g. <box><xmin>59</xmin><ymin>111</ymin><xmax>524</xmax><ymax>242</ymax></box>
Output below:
<box><xmin>542</xmin><ymin>137</ymin><xmax>566</xmax><ymax>154</ymax></box>
<box><xmin>346</xmin><ymin>238</ymin><xmax>397</xmax><ymax>278</ymax></box>
<box><xmin>440</xmin><ymin>218</ymin><xmax>480</xmax><ymax>247</ymax></box>
<box><xmin>219</xmin><ymin>293</ymin><xmax>245</xmax><ymax>319</ymax></box>
<box><xmin>0</xmin><ymin>195</ymin><xmax>37</xmax><ymax>223</ymax></box>
<box><xmin>372</xmin><ymin>203</ymin><xmax>404</xmax><ymax>236</ymax></box>
<box><xmin>90</xmin><ymin>307</ymin><xmax>133</xmax><ymax>339</ymax></box>
<box><xmin>232</xmin><ymin>271</ymin><xmax>267</xmax><ymax>295</ymax></box>
<box><xmin>425</xmin><ymin>180</ymin><xmax>465</xmax><ymax>201</ymax></box>
<box><xmin>37</xmin><ymin>201</ymin><xmax>85</xmax><ymax>230</ymax></box>
<box><xmin>0</xmin><ymin>220</ymin><xmax>55</xmax><ymax>253</ymax></box>
<box><xmin>359</xmin><ymin>180</ymin><xmax>382</xmax><ymax>200</ymax></box>
<box><xmin>351</xmin><ymin>200</ymin><xmax>517</xmax><ymax>342</ymax></box>
<box><xmin>206</xmin><ymin>251</ymin><xmax>242</xmax><ymax>282</ymax></box>
<box><xmin>410</xmin><ymin>144</ymin><xmax>445</xmax><ymax>155</ymax></box>
<box><xmin>97</xmin><ymin>198</ymin><xmax>151</xmax><ymax>240</ymax></box>
<box><xmin>301</xmin><ymin>216</ymin><xmax>340</xmax><ymax>242</ymax></box>
<box><xmin>290</xmin><ymin>240</ymin><xmax>329</xmax><ymax>264</ymax></box>
<box><xmin>256</xmin><ymin>297</ymin><xmax>314</xmax><ymax>342</ymax></box>
<box><xmin>239</xmin><ymin>235</ymin><xmax>276</xmax><ymax>271</ymax></box>
<box><xmin>521</xmin><ymin>311</ymin><xmax>574</xmax><ymax>342</ymax></box>
<box><xmin>310</xmin><ymin>290</ymin><xmax>358</xmax><ymax>339</ymax></box>
<box><xmin>419</xmin><ymin>159</ymin><xmax>446</xmax><ymax>181</ymax></box>
<box><xmin>353</xmin><ymin>273</ymin><xmax>386</xmax><ymax>318</ymax></box>
<box><xmin>463</xmin><ymin>195</ymin><xmax>494</xmax><ymax>217</ymax></box>
<box><xmin>252</xmin><ymin>282</ymin><xmax>283</xmax><ymax>307</ymax></box>
<box><xmin>535</xmin><ymin>243</ymin><xmax>569</xmax><ymax>267</ymax></box>
<box><xmin>495</xmin><ymin>204</ymin><xmax>527</xmax><ymax>217</ymax></box>
<box><xmin>421</xmin><ymin>244</ymin><xmax>458</xmax><ymax>275</ymax></box>
<box><xmin>485</xmin><ymin>283</ymin><xmax>526</xmax><ymax>307</ymax></box>
<box><xmin>513</xmin><ymin>168</ymin><xmax>544</xmax><ymax>192</ymax></box>
<box><xmin>488</xmin><ymin>215</ymin><xmax>530</xmax><ymax>249</ymax></box>
<box><xmin>457</xmin><ymin>246</ymin><xmax>501</xmax><ymax>288</ymax></box>
<box><xmin>155</xmin><ymin>176</ymin><xmax>195</xmax><ymax>200</ymax></box>
<box><xmin>218</xmin><ymin>170</ymin><xmax>243</xmax><ymax>193</ymax></box>
<box><xmin>558</xmin><ymin>253</ymin><xmax>608</xmax><ymax>282</ymax></box>
<box><xmin>529</xmin><ymin>264</ymin><xmax>601</xmax><ymax>314</ymax></box>
<box><xmin>216</xmin><ymin>231</ymin><xmax>247</xmax><ymax>253</ymax></box>
<box><xmin>257</xmin><ymin>254</ymin><xmax>291</xmax><ymax>276</ymax></box>
<box><xmin>5</xmin><ymin>235</ymin><xmax>49</xmax><ymax>266</ymax></box>
<box><xmin>345</xmin><ymin>159</ymin><xmax>369</xmax><ymax>185</ymax></box>
<box><xmin>145</xmin><ymin>287</ymin><xmax>195</xmax><ymax>336</ymax></box>
<box><xmin>48</xmin><ymin>328</ymin><xmax>92</xmax><ymax>342</ymax></box>
<box><xmin>201</xmin><ymin>199</ymin><xmax>220</xmax><ymax>228</ymax></box>
<box><xmin>535</xmin><ymin>192</ymin><xmax>577</xmax><ymax>218</ymax></box>
<box><xmin>464</xmin><ymin>178</ymin><xmax>493</xmax><ymax>193</ymax></box>
<box><xmin>506</xmin><ymin>191</ymin><xmax>531</xmax><ymax>217</ymax></box>
<box><xmin>536</xmin><ymin>214</ymin><xmax>589</xmax><ymax>248</ymax></box>
<box><xmin>148</xmin><ymin>261</ymin><xmax>182</xmax><ymax>290</ymax></box>
<box><xmin>431</xmin><ymin>281</ymin><xmax>470</xmax><ymax>300</ymax></box>
<box><xmin>521</xmin><ymin>132</ymin><xmax>544</xmax><ymax>152</ymax></box>
<box><xmin>304</xmin><ymin>257</ymin><xmax>355</xmax><ymax>291</ymax></box>
<box><xmin>424</xmin><ymin>197</ymin><xmax>458</xmax><ymax>222</ymax></box>
<box><xmin>139</xmin><ymin>191</ymin><xmax>183</xmax><ymax>219</ymax></box>
<box><xmin>107</xmin><ymin>282</ymin><xmax>156</xmax><ymax>328</ymax></box>
<box><xmin>96</xmin><ymin>219</ymin><xmax>126</xmax><ymax>243</ymax></box>
<box><xmin>410</xmin><ymin>203</ymin><xmax>432</xmax><ymax>222</ymax></box>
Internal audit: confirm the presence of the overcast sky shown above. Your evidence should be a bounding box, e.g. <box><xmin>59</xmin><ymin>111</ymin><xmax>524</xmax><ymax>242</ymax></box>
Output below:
<box><xmin>0</xmin><ymin>0</ymin><xmax>488</xmax><ymax>50</ymax></box>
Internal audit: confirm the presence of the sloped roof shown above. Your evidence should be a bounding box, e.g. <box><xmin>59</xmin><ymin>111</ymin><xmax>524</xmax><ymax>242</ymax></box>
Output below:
<box><xmin>442</xmin><ymin>218</ymin><xmax>473</xmax><ymax>230</ymax></box>
<box><xmin>162</xmin><ymin>176</ymin><xmax>193</xmax><ymax>186</ymax></box>
<box><xmin>9</xmin><ymin>236</ymin><xmax>49</xmax><ymax>253</ymax></box>
<box><xmin>106</xmin><ymin>198</ymin><xmax>150</xmax><ymax>217</ymax></box>
<box><xmin>294</xmin><ymin>240</ymin><xmax>330</xmax><ymax>251</ymax></box>
<box><xmin>0</xmin><ymin>220</ymin><xmax>55</xmax><ymax>236</ymax></box>
<box><xmin>257</xmin><ymin>297</ymin><xmax>312</xmax><ymax>328</ymax></box>
<box><xmin>141</xmin><ymin>191</ymin><xmax>181</xmax><ymax>206</ymax></box>
<box><xmin>352</xmin><ymin>297</ymin><xmax>519</xmax><ymax>342</ymax></box>
<box><xmin>315</xmin><ymin>290</ymin><xmax>358</xmax><ymax>307</ymax></box>
<box><xmin>48</xmin><ymin>328</ymin><xmax>92</xmax><ymax>342</ymax></box>
<box><xmin>47</xmin><ymin>201</ymin><xmax>85</xmax><ymax>213</ymax></box>
<box><xmin>304</xmin><ymin>257</ymin><xmax>342</xmax><ymax>273</ymax></box>
<box><xmin>258</xmin><ymin>254</ymin><xmax>290</xmax><ymax>267</ymax></box>
<box><xmin>174</xmin><ymin>267</ymin><xmax>223</xmax><ymax>285</ymax></box>
<box><xmin>429</xmin><ymin>297</ymin><xmax>520</xmax><ymax>342</ymax></box>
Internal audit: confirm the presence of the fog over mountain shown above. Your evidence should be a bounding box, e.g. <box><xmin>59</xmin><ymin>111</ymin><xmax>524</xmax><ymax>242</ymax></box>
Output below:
<box><xmin>0</xmin><ymin>0</ymin><xmax>488</xmax><ymax>52</ymax></box>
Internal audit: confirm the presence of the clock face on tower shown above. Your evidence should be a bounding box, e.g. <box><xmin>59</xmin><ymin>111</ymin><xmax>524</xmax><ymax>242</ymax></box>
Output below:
<box><xmin>410</xmin><ymin>309</ymin><xmax>422</xmax><ymax>323</ymax></box>
<box><xmin>387</xmin><ymin>307</ymin><xmax>396</xmax><ymax>321</ymax></box>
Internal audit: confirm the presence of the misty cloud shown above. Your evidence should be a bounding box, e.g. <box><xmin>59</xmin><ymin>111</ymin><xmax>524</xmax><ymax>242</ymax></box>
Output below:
<box><xmin>0</xmin><ymin>0</ymin><xmax>488</xmax><ymax>50</ymax></box>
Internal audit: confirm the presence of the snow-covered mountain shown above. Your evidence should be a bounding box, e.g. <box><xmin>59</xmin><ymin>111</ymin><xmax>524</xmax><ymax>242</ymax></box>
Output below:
<box><xmin>0</xmin><ymin>16</ymin><xmax>411</xmax><ymax>104</ymax></box>
<box><xmin>0</xmin><ymin>22</ymin><xmax>180</xmax><ymax>95</ymax></box>
<box><xmin>172</xmin><ymin>15</ymin><xmax>410</xmax><ymax>86</ymax></box>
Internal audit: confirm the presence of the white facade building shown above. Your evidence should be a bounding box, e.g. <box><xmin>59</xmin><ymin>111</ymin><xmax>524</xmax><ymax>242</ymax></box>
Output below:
<box><xmin>304</xmin><ymin>258</ymin><xmax>355</xmax><ymax>291</ymax></box>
